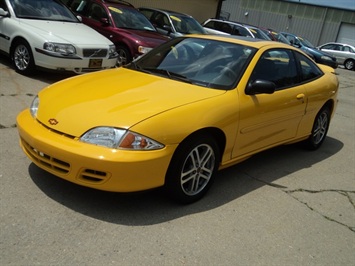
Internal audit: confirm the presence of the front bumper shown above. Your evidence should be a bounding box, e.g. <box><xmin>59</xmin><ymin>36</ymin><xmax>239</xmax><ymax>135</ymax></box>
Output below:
<box><xmin>17</xmin><ymin>109</ymin><xmax>177</xmax><ymax>192</ymax></box>
<box><xmin>34</xmin><ymin>49</ymin><xmax>118</xmax><ymax>74</ymax></box>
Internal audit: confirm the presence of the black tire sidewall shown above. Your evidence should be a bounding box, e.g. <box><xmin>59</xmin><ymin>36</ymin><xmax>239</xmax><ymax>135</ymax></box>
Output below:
<box><xmin>116</xmin><ymin>45</ymin><xmax>132</xmax><ymax>66</ymax></box>
<box><xmin>305</xmin><ymin>107</ymin><xmax>331</xmax><ymax>150</ymax></box>
<box><xmin>12</xmin><ymin>40</ymin><xmax>35</xmax><ymax>75</ymax></box>
<box><xmin>165</xmin><ymin>135</ymin><xmax>220</xmax><ymax>204</ymax></box>
<box><xmin>344</xmin><ymin>59</ymin><xmax>354</xmax><ymax>70</ymax></box>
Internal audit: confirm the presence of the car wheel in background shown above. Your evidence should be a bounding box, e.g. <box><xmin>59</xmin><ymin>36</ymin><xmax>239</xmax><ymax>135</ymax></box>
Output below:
<box><xmin>304</xmin><ymin>106</ymin><xmax>331</xmax><ymax>150</ymax></box>
<box><xmin>116</xmin><ymin>45</ymin><xmax>132</xmax><ymax>66</ymax></box>
<box><xmin>165</xmin><ymin>134</ymin><xmax>220</xmax><ymax>204</ymax></box>
<box><xmin>344</xmin><ymin>59</ymin><xmax>354</xmax><ymax>70</ymax></box>
<box><xmin>11</xmin><ymin>40</ymin><xmax>35</xmax><ymax>75</ymax></box>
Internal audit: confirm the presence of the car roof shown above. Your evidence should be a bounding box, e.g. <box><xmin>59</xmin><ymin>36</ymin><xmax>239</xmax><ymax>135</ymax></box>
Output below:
<box><xmin>186</xmin><ymin>34</ymin><xmax>292</xmax><ymax>49</ymax></box>
<box><xmin>204</xmin><ymin>18</ymin><xmax>245</xmax><ymax>26</ymax></box>
<box><xmin>98</xmin><ymin>0</ymin><xmax>134</xmax><ymax>7</ymax></box>
<box><xmin>139</xmin><ymin>7</ymin><xmax>192</xmax><ymax>18</ymax></box>
<box><xmin>321</xmin><ymin>42</ymin><xmax>354</xmax><ymax>47</ymax></box>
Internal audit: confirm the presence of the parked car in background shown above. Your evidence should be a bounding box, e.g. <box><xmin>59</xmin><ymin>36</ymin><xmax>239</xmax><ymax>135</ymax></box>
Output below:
<box><xmin>17</xmin><ymin>35</ymin><xmax>339</xmax><ymax>203</ymax></box>
<box><xmin>138</xmin><ymin>7</ymin><xmax>206</xmax><ymax>38</ymax></box>
<box><xmin>243</xmin><ymin>24</ymin><xmax>271</xmax><ymax>40</ymax></box>
<box><xmin>281</xmin><ymin>32</ymin><xmax>337</xmax><ymax>69</ymax></box>
<box><xmin>0</xmin><ymin>0</ymin><xmax>117</xmax><ymax>75</ymax></box>
<box><xmin>202</xmin><ymin>19</ymin><xmax>252</xmax><ymax>37</ymax></box>
<box><xmin>260</xmin><ymin>28</ymin><xmax>291</xmax><ymax>44</ymax></box>
<box><xmin>318</xmin><ymin>42</ymin><xmax>355</xmax><ymax>70</ymax></box>
<box><xmin>63</xmin><ymin>0</ymin><xmax>169</xmax><ymax>66</ymax></box>
<box><xmin>202</xmin><ymin>19</ymin><xmax>270</xmax><ymax>40</ymax></box>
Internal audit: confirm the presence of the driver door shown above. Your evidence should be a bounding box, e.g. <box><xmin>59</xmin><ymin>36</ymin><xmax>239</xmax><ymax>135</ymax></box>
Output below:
<box><xmin>233</xmin><ymin>48</ymin><xmax>307</xmax><ymax>158</ymax></box>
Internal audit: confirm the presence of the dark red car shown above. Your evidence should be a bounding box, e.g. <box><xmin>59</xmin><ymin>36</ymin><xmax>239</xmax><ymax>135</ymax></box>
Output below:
<box><xmin>63</xmin><ymin>0</ymin><xmax>170</xmax><ymax>65</ymax></box>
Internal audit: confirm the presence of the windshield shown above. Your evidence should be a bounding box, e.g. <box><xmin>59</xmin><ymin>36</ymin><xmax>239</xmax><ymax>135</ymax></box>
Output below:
<box><xmin>299</xmin><ymin>37</ymin><xmax>315</xmax><ymax>48</ymax></box>
<box><xmin>271</xmin><ymin>31</ymin><xmax>290</xmax><ymax>44</ymax></box>
<box><xmin>170</xmin><ymin>14</ymin><xmax>206</xmax><ymax>34</ymax></box>
<box><xmin>126</xmin><ymin>37</ymin><xmax>256</xmax><ymax>90</ymax></box>
<box><xmin>248</xmin><ymin>27</ymin><xmax>271</xmax><ymax>40</ymax></box>
<box><xmin>9</xmin><ymin>0</ymin><xmax>78</xmax><ymax>21</ymax></box>
<box><xmin>109</xmin><ymin>6</ymin><xmax>156</xmax><ymax>31</ymax></box>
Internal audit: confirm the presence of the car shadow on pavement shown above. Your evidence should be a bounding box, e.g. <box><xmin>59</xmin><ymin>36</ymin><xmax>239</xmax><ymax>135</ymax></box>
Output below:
<box><xmin>28</xmin><ymin>136</ymin><xmax>344</xmax><ymax>225</ymax></box>
<box><xmin>0</xmin><ymin>54</ymin><xmax>75</xmax><ymax>84</ymax></box>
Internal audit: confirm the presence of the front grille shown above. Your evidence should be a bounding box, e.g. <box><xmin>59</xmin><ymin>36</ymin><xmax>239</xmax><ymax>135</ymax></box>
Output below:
<box><xmin>22</xmin><ymin>139</ymin><xmax>70</xmax><ymax>174</ymax></box>
<box><xmin>83</xmin><ymin>49</ymin><xmax>108</xmax><ymax>58</ymax></box>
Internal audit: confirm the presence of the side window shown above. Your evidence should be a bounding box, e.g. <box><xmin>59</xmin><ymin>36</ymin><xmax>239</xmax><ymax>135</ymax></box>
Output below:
<box><xmin>153</xmin><ymin>13</ymin><xmax>169</xmax><ymax>28</ymax></box>
<box><xmin>70</xmin><ymin>0</ymin><xmax>84</xmax><ymax>13</ymax></box>
<box><xmin>88</xmin><ymin>3</ymin><xmax>106</xmax><ymax>21</ymax></box>
<box><xmin>294</xmin><ymin>51</ymin><xmax>323</xmax><ymax>82</ymax></box>
<box><xmin>140</xmin><ymin>9</ymin><xmax>153</xmax><ymax>20</ymax></box>
<box><xmin>0</xmin><ymin>0</ymin><xmax>8</xmax><ymax>11</ymax></box>
<box><xmin>285</xmin><ymin>35</ymin><xmax>294</xmax><ymax>43</ymax></box>
<box><xmin>322</xmin><ymin>44</ymin><xmax>336</xmax><ymax>50</ymax></box>
<box><xmin>249</xmin><ymin>49</ymin><xmax>299</xmax><ymax>90</ymax></box>
<box><xmin>234</xmin><ymin>26</ymin><xmax>251</xmax><ymax>37</ymax></box>
<box><xmin>334</xmin><ymin>45</ymin><xmax>342</xmax><ymax>51</ymax></box>
<box><xmin>220</xmin><ymin>23</ymin><xmax>232</xmax><ymax>34</ymax></box>
<box><xmin>343</xmin><ymin>46</ymin><xmax>351</xmax><ymax>52</ymax></box>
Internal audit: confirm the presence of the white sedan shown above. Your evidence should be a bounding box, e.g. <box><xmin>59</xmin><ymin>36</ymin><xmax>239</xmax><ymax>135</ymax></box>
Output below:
<box><xmin>0</xmin><ymin>0</ymin><xmax>118</xmax><ymax>75</ymax></box>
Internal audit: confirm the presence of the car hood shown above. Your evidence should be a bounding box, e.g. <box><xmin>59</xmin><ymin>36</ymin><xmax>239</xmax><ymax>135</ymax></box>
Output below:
<box><xmin>37</xmin><ymin>68</ymin><xmax>225</xmax><ymax>136</ymax></box>
<box><xmin>118</xmin><ymin>28</ymin><xmax>169</xmax><ymax>46</ymax></box>
<box><xmin>303</xmin><ymin>46</ymin><xmax>334</xmax><ymax>58</ymax></box>
<box><xmin>19</xmin><ymin>19</ymin><xmax>112</xmax><ymax>45</ymax></box>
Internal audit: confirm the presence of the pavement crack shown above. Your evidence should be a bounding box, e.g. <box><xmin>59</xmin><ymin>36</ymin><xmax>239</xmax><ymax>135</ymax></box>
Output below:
<box><xmin>245</xmin><ymin>174</ymin><xmax>355</xmax><ymax>232</ymax></box>
<box><xmin>286</xmin><ymin>189</ymin><xmax>355</xmax><ymax>233</ymax></box>
<box><xmin>0</xmin><ymin>124</ymin><xmax>17</xmax><ymax>129</ymax></box>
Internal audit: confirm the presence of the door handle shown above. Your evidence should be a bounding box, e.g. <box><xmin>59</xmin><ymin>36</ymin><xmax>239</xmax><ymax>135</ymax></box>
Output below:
<box><xmin>296</xmin><ymin>93</ymin><xmax>305</xmax><ymax>103</ymax></box>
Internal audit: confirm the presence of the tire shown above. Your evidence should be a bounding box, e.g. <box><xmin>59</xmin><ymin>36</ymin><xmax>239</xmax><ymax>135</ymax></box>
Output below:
<box><xmin>11</xmin><ymin>40</ymin><xmax>35</xmax><ymax>75</ymax></box>
<box><xmin>304</xmin><ymin>106</ymin><xmax>331</xmax><ymax>150</ymax></box>
<box><xmin>116</xmin><ymin>45</ymin><xmax>132</xmax><ymax>67</ymax></box>
<box><xmin>165</xmin><ymin>135</ymin><xmax>220</xmax><ymax>204</ymax></box>
<box><xmin>344</xmin><ymin>59</ymin><xmax>354</xmax><ymax>70</ymax></box>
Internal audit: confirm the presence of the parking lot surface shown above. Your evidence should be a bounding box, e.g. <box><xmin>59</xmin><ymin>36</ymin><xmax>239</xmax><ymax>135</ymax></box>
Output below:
<box><xmin>1</xmin><ymin>55</ymin><xmax>354</xmax><ymax>265</ymax></box>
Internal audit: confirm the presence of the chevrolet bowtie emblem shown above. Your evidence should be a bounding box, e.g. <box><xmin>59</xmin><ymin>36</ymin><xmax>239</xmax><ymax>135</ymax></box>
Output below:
<box><xmin>48</xmin><ymin>118</ymin><xmax>59</xmax><ymax>125</ymax></box>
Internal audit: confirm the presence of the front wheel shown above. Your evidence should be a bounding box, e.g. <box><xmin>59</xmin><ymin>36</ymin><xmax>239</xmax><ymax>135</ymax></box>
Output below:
<box><xmin>344</xmin><ymin>59</ymin><xmax>354</xmax><ymax>70</ymax></box>
<box><xmin>165</xmin><ymin>135</ymin><xmax>220</xmax><ymax>204</ymax></box>
<box><xmin>11</xmin><ymin>40</ymin><xmax>35</xmax><ymax>75</ymax></box>
<box><xmin>116</xmin><ymin>45</ymin><xmax>132</xmax><ymax>67</ymax></box>
<box><xmin>304</xmin><ymin>106</ymin><xmax>331</xmax><ymax>150</ymax></box>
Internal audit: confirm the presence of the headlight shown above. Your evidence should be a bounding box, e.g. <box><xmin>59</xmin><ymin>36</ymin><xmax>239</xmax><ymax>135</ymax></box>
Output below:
<box><xmin>30</xmin><ymin>96</ymin><xmax>39</xmax><ymax>118</ymax></box>
<box><xmin>80</xmin><ymin>127</ymin><xmax>164</xmax><ymax>150</ymax></box>
<box><xmin>138</xmin><ymin>46</ymin><xmax>153</xmax><ymax>54</ymax></box>
<box><xmin>321</xmin><ymin>55</ymin><xmax>333</xmax><ymax>61</ymax></box>
<box><xmin>44</xmin><ymin>42</ymin><xmax>76</xmax><ymax>55</ymax></box>
<box><xmin>109</xmin><ymin>45</ymin><xmax>118</xmax><ymax>58</ymax></box>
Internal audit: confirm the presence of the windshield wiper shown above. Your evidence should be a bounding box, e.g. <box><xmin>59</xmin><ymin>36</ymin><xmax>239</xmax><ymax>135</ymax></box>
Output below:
<box><xmin>143</xmin><ymin>68</ymin><xmax>192</xmax><ymax>84</ymax></box>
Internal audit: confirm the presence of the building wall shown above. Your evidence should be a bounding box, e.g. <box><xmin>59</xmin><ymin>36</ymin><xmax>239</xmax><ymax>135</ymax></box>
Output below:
<box><xmin>127</xmin><ymin>0</ymin><xmax>219</xmax><ymax>23</ymax></box>
<box><xmin>221</xmin><ymin>0</ymin><xmax>355</xmax><ymax>46</ymax></box>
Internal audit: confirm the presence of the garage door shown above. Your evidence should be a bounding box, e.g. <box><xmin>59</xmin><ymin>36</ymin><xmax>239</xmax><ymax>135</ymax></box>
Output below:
<box><xmin>337</xmin><ymin>23</ymin><xmax>355</xmax><ymax>46</ymax></box>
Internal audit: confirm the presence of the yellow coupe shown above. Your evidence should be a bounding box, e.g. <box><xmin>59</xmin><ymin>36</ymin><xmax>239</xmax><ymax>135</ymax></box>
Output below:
<box><xmin>17</xmin><ymin>35</ymin><xmax>339</xmax><ymax>203</ymax></box>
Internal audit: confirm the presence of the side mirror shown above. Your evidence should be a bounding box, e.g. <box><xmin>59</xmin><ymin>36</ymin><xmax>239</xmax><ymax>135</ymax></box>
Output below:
<box><xmin>245</xmin><ymin>80</ymin><xmax>276</xmax><ymax>95</ymax></box>
<box><xmin>100</xmin><ymin>18</ymin><xmax>109</xmax><ymax>25</ymax></box>
<box><xmin>163</xmin><ymin>25</ymin><xmax>173</xmax><ymax>35</ymax></box>
<box><xmin>0</xmin><ymin>8</ymin><xmax>9</xmax><ymax>17</ymax></box>
<box><xmin>293</xmin><ymin>41</ymin><xmax>301</xmax><ymax>48</ymax></box>
<box><xmin>76</xmin><ymin>15</ymin><xmax>82</xmax><ymax>22</ymax></box>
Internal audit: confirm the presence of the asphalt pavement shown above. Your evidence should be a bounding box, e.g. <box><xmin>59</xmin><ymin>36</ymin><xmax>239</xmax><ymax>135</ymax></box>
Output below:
<box><xmin>1</xmin><ymin>54</ymin><xmax>354</xmax><ymax>265</ymax></box>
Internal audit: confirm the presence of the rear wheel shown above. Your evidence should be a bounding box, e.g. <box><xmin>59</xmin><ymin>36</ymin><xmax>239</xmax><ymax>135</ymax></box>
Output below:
<box><xmin>304</xmin><ymin>106</ymin><xmax>331</xmax><ymax>150</ymax></box>
<box><xmin>165</xmin><ymin>135</ymin><xmax>220</xmax><ymax>204</ymax></box>
<box><xmin>344</xmin><ymin>59</ymin><xmax>354</xmax><ymax>70</ymax></box>
<box><xmin>11</xmin><ymin>40</ymin><xmax>35</xmax><ymax>75</ymax></box>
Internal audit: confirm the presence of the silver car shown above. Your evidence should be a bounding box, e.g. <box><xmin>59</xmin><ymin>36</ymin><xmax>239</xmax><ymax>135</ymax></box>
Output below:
<box><xmin>318</xmin><ymin>42</ymin><xmax>355</xmax><ymax>70</ymax></box>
